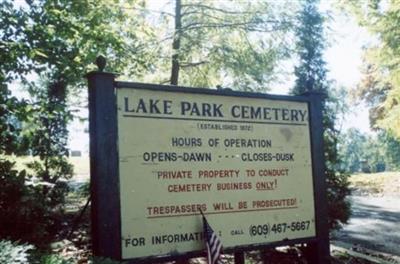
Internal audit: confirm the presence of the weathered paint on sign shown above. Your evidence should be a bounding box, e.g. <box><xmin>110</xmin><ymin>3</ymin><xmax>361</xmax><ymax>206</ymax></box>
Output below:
<box><xmin>117</xmin><ymin>88</ymin><xmax>316</xmax><ymax>259</ymax></box>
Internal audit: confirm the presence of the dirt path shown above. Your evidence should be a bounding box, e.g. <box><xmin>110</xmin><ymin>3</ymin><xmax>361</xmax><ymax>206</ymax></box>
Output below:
<box><xmin>332</xmin><ymin>195</ymin><xmax>400</xmax><ymax>257</ymax></box>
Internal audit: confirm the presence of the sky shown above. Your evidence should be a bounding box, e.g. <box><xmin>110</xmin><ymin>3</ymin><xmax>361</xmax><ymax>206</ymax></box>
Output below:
<box><xmin>324</xmin><ymin>4</ymin><xmax>372</xmax><ymax>135</ymax></box>
<box><xmin>270</xmin><ymin>2</ymin><xmax>373</xmax><ymax>135</ymax></box>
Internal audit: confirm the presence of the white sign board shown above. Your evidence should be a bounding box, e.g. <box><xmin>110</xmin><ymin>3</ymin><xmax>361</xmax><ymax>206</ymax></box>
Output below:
<box><xmin>116</xmin><ymin>87</ymin><xmax>316</xmax><ymax>259</ymax></box>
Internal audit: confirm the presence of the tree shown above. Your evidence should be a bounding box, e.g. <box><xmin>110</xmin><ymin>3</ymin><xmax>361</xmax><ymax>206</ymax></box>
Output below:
<box><xmin>339</xmin><ymin>1</ymin><xmax>400</xmax><ymax>138</ymax></box>
<box><xmin>338</xmin><ymin>128</ymin><xmax>367</xmax><ymax>173</ymax></box>
<box><xmin>0</xmin><ymin>1</ymin><xmax>33</xmax><ymax>242</ymax></box>
<box><xmin>380</xmin><ymin>131</ymin><xmax>400</xmax><ymax>170</ymax></box>
<box><xmin>339</xmin><ymin>128</ymin><xmax>400</xmax><ymax>173</ymax></box>
<box><xmin>339</xmin><ymin>129</ymin><xmax>382</xmax><ymax>173</ymax></box>
<box><xmin>0</xmin><ymin>0</ymin><xmax>155</xmax><ymax>245</ymax></box>
<box><xmin>148</xmin><ymin>0</ymin><xmax>298</xmax><ymax>91</ymax></box>
<box><xmin>291</xmin><ymin>0</ymin><xmax>350</xmax><ymax>230</ymax></box>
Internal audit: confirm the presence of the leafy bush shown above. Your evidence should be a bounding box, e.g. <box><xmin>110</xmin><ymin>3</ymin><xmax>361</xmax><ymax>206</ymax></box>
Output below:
<box><xmin>326</xmin><ymin>171</ymin><xmax>351</xmax><ymax>229</ymax></box>
<box><xmin>0</xmin><ymin>158</ymin><xmax>72</xmax><ymax>246</ymax></box>
<box><xmin>0</xmin><ymin>80</ymin><xmax>74</xmax><ymax>247</ymax></box>
<box><xmin>89</xmin><ymin>257</ymin><xmax>123</xmax><ymax>264</ymax></box>
<box><xmin>35</xmin><ymin>254</ymin><xmax>72</xmax><ymax>264</ymax></box>
<box><xmin>0</xmin><ymin>240</ymin><xmax>34</xmax><ymax>264</ymax></box>
<box><xmin>77</xmin><ymin>180</ymin><xmax>90</xmax><ymax>198</ymax></box>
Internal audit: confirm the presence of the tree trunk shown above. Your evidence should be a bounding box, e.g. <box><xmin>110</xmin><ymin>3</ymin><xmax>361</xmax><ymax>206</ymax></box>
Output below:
<box><xmin>170</xmin><ymin>0</ymin><xmax>181</xmax><ymax>85</ymax></box>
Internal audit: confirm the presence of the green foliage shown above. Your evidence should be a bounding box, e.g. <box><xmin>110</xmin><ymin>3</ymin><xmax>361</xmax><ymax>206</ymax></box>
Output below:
<box><xmin>339</xmin><ymin>128</ymin><xmax>400</xmax><ymax>173</ymax></box>
<box><xmin>77</xmin><ymin>180</ymin><xmax>90</xmax><ymax>198</ymax></box>
<box><xmin>12</xmin><ymin>0</ymin><xmax>153</xmax><ymax>86</ymax></box>
<box><xmin>291</xmin><ymin>0</ymin><xmax>350</xmax><ymax>230</ymax></box>
<box><xmin>35</xmin><ymin>254</ymin><xmax>72</xmax><ymax>264</ymax></box>
<box><xmin>0</xmin><ymin>158</ymin><xmax>67</xmax><ymax>245</ymax></box>
<box><xmin>0</xmin><ymin>2</ymin><xmax>34</xmax><ymax>79</ymax></box>
<box><xmin>380</xmin><ymin>131</ymin><xmax>400</xmax><ymax>170</ymax></box>
<box><xmin>0</xmin><ymin>76</ymin><xmax>74</xmax><ymax>245</ymax></box>
<box><xmin>0</xmin><ymin>161</ymin><xmax>29</xmax><ymax>241</ymax></box>
<box><xmin>0</xmin><ymin>85</ymin><xmax>73</xmax><ymax>245</ymax></box>
<box><xmin>0</xmin><ymin>81</ymin><xmax>29</xmax><ymax>155</ymax></box>
<box><xmin>292</xmin><ymin>0</ymin><xmax>327</xmax><ymax>94</ymax></box>
<box><xmin>0</xmin><ymin>0</ymin><xmax>153</xmax><ymax>248</ymax></box>
<box><xmin>0</xmin><ymin>240</ymin><xmax>34</xmax><ymax>264</ymax></box>
<box><xmin>0</xmin><ymin>240</ymin><xmax>76</xmax><ymax>264</ymax></box>
<box><xmin>0</xmin><ymin>37</ymin><xmax>47</xmax><ymax>243</ymax></box>
<box><xmin>147</xmin><ymin>0</ymin><xmax>298</xmax><ymax>90</ymax></box>
<box><xmin>89</xmin><ymin>257</ymin><xmax>123</xmax><ymax>264</ymax></box>
<box><xmin>25</xmin><ymin>82</ymin><xmax>71</xmax><ymax>155</ymax></box>
<box><xmin>339</xmin><ymin>1</ymin><xmax>400</xmax><ymax>138</ymax></box>
<box><xmin>363</xmin><ymin>136</ymin><xmax>386</xmax><ymax>173</ymax></box>
<box><xmin>339</xmin><ymin>128</ymin><xmax>367</xmax><ymax>173</ymax></box>
<box><xmin>24</xmin><ymin>80</ymin><xmax>73</xmax><ymax>183</ymax></box>
<box><xmin>13</xmin><ymin>80</ymin><xmax>74</xmax><ymax>245</ymax></box>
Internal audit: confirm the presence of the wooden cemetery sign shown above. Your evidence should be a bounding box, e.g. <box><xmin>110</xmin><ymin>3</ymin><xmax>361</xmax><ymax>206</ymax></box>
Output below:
<box><xmin>86</xmin><ymin>60</ymin><xmax>329</xmax><ymax>263</ymax></box>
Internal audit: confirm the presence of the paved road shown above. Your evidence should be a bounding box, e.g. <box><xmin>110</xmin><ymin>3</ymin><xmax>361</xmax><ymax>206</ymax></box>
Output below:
<box><xmin>332</xmin><ymin>195</ymin><xmax>400</xmax><ymax>256</ymax></box>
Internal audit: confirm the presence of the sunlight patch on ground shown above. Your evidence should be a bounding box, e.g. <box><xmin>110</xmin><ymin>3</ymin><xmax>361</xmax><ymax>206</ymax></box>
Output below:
<box><xmin>349</xmin><ymin>172</ymin><xmax>400</xmax><ymax>197</ymax></box>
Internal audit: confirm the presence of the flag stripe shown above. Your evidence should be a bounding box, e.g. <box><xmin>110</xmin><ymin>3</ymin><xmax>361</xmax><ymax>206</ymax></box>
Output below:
<box><xmin>207</xmin><ymin>244</ymin><xmax>212</xmax><ymax>264</ymax></box>
<box><xmin>202</xmin><ymin>215</ymin><xmax>223</xmax><ymax>264</ymax></box>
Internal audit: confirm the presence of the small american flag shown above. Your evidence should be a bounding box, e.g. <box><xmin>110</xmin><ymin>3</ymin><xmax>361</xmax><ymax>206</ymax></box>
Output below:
<box><xmin>200</xmin><ymin>210</ymin><xmax>224</xmax><ymax>264</ymax></box>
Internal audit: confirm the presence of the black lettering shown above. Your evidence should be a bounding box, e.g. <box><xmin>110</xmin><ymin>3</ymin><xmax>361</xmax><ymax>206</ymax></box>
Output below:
<box><xmin>136</xmin><ymin>98</ymin><xmax>147</xmax><ymax>113</ymax></box>
<box><xmin>299</xmin><ymin>110</ymin><xmax>307</xmax><ymax>122</ymax></box>
<box><xmin>182</xmin><ymin>152</ymin><xmax>212</xmax><ymax>162</ymax></box>
<box><xmin>149</xmin><ymin>99</ymin><xmax>161</xmax><ymax>114</ymax></box>
<box><xmin>231</xmin><ymin>105</ymin><xmax>240</xmax><ymax>118</ymax></box>
<box><xmin>282</xmin><ymin>108</ymin><xmax>289</xmax><ymax>121</ymax></box>
<box><xmin>164</xmin><ymin>100</ymin><xmax>172</xmax><ymax>114</ymax></box>
<box><xmin>124</xmin><ymin>237</ymin><xmax>145</xmax><ymax>247</ymax></box>
<box><xmin>213</xmin><ymin>104</ymin><xmax>223</xmax><ymax>117</ymax></box>
<box><xmin>143</xmin><ymin>152</ymin><xmax>178</xmax><ymax>162</ymax></box>
<box><xmin>263</xmin><ymin>107</ymin><xmax>272</xmax><ymax>120</ymax></box>
<box><xmin>241</xmin><ymin>106</ymin><xmax>249</xmax><ymax>118</ymax></box>
<box><xmin>251</xmin><ymin>107</ymin><xmax>261</xmax><ymax>119</ymax></box>
<box><xmin>151</xmin><ymin>232</ymin><xmax>203</xmax><ymax>245</ymax></box>
<box><xmin>171</xmin><ymin>137</ymin><xmax>202</xmax><ymax>147</ymax></box>
<box><xmin>181</xmin><ymin>101</ymin><xmax>191</xmax><ymax>115</ymax></box>
<box><xmin>291</xmin><ymin>109</ymin><xmax>299</xmax><ymax>121</ymax></box>
<box><xmin>190</xmin><ymin>103</ymin><xmax>201</xmax><ymax>116</ymax></box>
<box><xmin>202</xmin><ymin>103</ymin><xmax>212</xmax><ymax>116</ymax></box>
<box><xmin>272</xmin><ymin>108</ymin><xmax>280</xmax><ymax>120</ymax></box>
<box><xmin>124</xmin><ymin>97</ymin><xmax>133</xmax><ymax>112</ymax></box>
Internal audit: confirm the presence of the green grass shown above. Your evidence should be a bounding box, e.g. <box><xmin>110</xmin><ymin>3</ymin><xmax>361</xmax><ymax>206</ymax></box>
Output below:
<box><xmin>68</xmin><ymin>156</ymin><xmax>90</xmax><ymax>181</ymax></box>
<box><xmin>3</xmin><ymin>155</ymin><xmax>90</xmax><ymax>181</ymax></box>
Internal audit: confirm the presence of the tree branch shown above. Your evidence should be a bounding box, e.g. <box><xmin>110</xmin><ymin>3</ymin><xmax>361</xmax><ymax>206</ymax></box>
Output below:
<box><xmin>180</xmin><ymin>21</ymin><xmax>287</xmax><ymax>33</ymax></box>
<box><xmin>181</xmin><ymin>3</ymin><xmax>265</xmax><ymax>16</ymax></box>
<box><xmin>112</xmin><ymin>3</ymin><xmax>175</xmax><ymax>17</ymax></box>
<box><xmin>180</xmin><ymin>61</ymin><xmax>209</xmax><ymax>68</ymax></box>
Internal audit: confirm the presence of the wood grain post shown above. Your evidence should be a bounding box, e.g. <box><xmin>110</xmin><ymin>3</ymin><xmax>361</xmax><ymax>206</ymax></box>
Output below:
<box><xmin>86</xmin><ymin>64</ymin><xmax>121</xmax><ymax>259</ymax></box>
<box><xmin>303</xmin><ymin>91</ymin><xmax>330</xmax><ymax>264</ymax></box>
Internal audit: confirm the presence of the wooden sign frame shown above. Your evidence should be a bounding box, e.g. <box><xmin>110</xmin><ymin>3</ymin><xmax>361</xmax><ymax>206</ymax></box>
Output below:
<box><xmin>86</xmin><ymin>69</ymin><xmax>330</xmax><ymax>264</ymax></box>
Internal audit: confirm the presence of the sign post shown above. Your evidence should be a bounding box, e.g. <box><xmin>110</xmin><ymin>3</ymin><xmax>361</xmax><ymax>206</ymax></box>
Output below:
<box><xmin>302</xmin><ymin>91</ymin><xmax>330</xmax><ymax>263</ymax></box>
<box><xmin>86</xmin><ymin>66</ymin><xmax>120</xmax><ymax>259</ymax></box>
<box><xmin>86</xmin><ymin>58</ymin><xmax>330</xmax><ymax>263</ymax></box>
